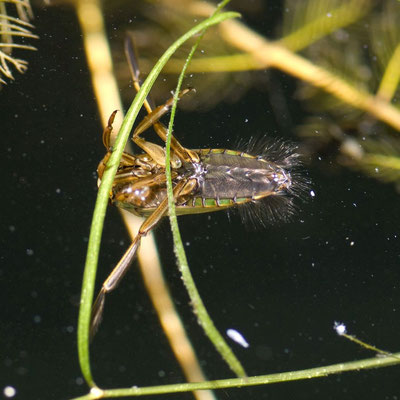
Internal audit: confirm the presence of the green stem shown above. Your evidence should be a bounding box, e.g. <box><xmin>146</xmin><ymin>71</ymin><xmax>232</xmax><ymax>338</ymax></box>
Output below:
<box><xmin>77</xmin><ymin>10</ymin><xmax>240</xmax><ymax>388</ymax></box>
<box><xmin>164</xmin><ymin>0</ymin><xmax>246</xmax><ymax>379</ymax></box>
<box><xmin>70</xmin><ymin>352</ymin><xmax>400</xmax><ymax>399</ymax></box>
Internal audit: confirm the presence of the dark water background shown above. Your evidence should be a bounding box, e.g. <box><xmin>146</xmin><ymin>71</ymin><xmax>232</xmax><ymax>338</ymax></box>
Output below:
<box><xmin>1</xmin><ymin>2</ymin><xmax>399</xmax><ymax>399</ymax></box>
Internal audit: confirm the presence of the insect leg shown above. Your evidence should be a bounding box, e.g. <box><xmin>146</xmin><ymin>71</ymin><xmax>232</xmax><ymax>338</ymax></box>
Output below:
<box><xmin>98</xmin><ymin>110</ymin><xmax>146</xmax><ymax>180</ymax></box>
<box><xmin>90</xmin><ymin>179</ymin><xmax>188</xmax><ymax>338</ymax></box>
<box><xmin>132</xmin><ymin>92</ymin><xmax>197</xmax><ymax>164</ymax></box>
<box><xmin>133</xmin><ymin>88</ymin><xmax>193</xmax><ymax>137</ymax></box>
<box><xmin>152</xmin><ymin>121</ymin><xmax>200</xmax><ymax>163</ymax></box>
<box><xmin>112</xmin><ymin>170</ymin><xmax>176</xmax><ymax>189</ymax></box>
<box><xmin>102</xmin><ymin>110</ymin><xmax>117</xmax><ymax>149</ymax></box>
<box><xmin>124</xmin><ymin>35</ymin><xmax>198</xmax><ymax>163</ymax></box>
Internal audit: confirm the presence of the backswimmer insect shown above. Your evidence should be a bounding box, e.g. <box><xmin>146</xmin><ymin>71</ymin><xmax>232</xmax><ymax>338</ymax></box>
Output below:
<box><xmin>90</xmin><ymin>37</ymin><xmax>309</xmax><ymax>337</ymax></box>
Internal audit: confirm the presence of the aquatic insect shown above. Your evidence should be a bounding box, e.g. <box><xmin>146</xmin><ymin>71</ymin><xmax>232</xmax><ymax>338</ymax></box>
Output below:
<box><xmin>90</xmin><ymin>37</ymin><xmax>307</xmax><ymax>337</ymax></box>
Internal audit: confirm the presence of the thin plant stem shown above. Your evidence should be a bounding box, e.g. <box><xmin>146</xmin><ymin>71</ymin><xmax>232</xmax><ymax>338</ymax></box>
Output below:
<box><xmin>69</xmin><ymin>352</ymin><xmax>400</xmax><ymax>399</ymax></box>
<box><xmin>377</xmin><ymin>42</ymin><xmax>400</xmax><ymax>101</ymax></box>
<box><xmin>164</xmin><ymin>0</ymin><xmax>246</xmax><ymax>379</ymax></box>
<box><xmin>76</xmin><ymin>2</ymin><xmax>220</xmax><ymax>397</ymax></box>
<box><xmin>157</xmin><ymin>53</ymin><xmax>264</xmax><ymax>73</ymax></box>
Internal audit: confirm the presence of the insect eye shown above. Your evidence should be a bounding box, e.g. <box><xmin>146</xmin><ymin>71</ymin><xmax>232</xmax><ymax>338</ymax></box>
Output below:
<box><xmin>171</xmin><ymin>157</ymin><xmax>182</xmax><ymax>168</ymax></box>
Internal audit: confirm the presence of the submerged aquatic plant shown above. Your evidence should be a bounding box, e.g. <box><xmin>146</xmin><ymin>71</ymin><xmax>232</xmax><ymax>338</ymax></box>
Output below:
<box><xmin>293</xmin><ymin>0</ymin><xmax>400</xmax><ymax>188</ymax></box>
<box><xmin>0</xmin><ymin>0</ymin><xmax>37</xmax><ymax>84</ymax></box>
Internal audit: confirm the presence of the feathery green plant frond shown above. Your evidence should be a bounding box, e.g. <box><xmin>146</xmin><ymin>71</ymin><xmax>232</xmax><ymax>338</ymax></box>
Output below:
<box><xmin>298</xmin><ymin>114</ymin><xmax>400</xmax><ymax>186</ymax></box>
<box><xmin>290</xmin><ymin>1</ymin><xmax>400</xmax><ymax>188</ymax></box>
<box><xmin>281</xmin><ymin>0</ymin><xmax>372</xmax><ymax>52</ymax></box>
<box><xmin>370</xmin><ymin>2</ymin><xmax>400</xmax><ymax>101</ymax></box>
<box><xmin>0</xmin><ymin>0</ymin><xmax>37</xmax><ymax>84</ymax></box>
<box><xmin>295</xmin><ymin>1</ymin><xmax>400</xmax><ymax>106</ymax></box>
<box><xmin>347</xmin><ymin>136</ymin><xmax>400</xmax><ymax>185</ymax></box>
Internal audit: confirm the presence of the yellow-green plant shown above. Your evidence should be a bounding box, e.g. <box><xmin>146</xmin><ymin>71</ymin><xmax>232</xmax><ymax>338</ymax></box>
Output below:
<box><xmin>0</xmin><ymin>0</ymin><xmax>37</xmax><ymax>83</ymax></box>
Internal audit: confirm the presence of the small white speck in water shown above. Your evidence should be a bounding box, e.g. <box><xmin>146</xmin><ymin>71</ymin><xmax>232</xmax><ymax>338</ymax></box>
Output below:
<box><xmin>226</xmin><ymin>328</ymin><xmax>249</xmax><ymax>348</ymax></box>
<box><xmin>3</xmin><ymin>386</ymin><xmax>17</xmax><ymax>398</ymax></box>
<box><xmin>334</xmin><ymin>321</ymin><xmax>347</xmax><ymax>336</ymax></box>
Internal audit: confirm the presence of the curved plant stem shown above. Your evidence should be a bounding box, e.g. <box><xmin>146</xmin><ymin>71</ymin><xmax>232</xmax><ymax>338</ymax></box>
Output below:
<box><xmin>164</xmin><ymin>0</ymin><xmax>246</xmax><ymax>379</ymax></box>
<box><xmin>77</xmin><ymin>10</ymin><xmax>240</xmax><ymax>388</ymax></box>
<box><xmin>76</xmin><ymin>2</ymin><xmax>215</xmax><ymax>397</ymax></box>
<box><xmin>70</xmin><ymin>352</ymin><xmax>400</xmax><ymax>399</ymax></box>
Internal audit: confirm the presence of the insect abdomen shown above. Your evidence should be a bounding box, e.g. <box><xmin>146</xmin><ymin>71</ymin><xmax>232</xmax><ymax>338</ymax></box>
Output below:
<box><xmin>198</xmin><ymin>152</ymin><xmax>292</xmax><ymax>201</ymax></box>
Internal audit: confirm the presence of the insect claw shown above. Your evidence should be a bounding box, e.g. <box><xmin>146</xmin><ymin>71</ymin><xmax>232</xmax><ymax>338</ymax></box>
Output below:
<box><xmin>108</xmin><ymin>110</ymin><xmax>118</xmax><ymax>126</ymax></box>
<box><xmin>102</xmin><ymin>110</ymin><xmax>118</xmax><ymax>149</ymax></box>
<box><xmin>90</xmin><ymin>289</ymin><xmax>106</xmax><ymax>340</ymax></box>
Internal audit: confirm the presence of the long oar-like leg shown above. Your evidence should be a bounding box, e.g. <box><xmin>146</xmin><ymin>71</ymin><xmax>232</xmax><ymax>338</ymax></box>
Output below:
<box><xmin>133</xmin><ymin>89</ymin><xmax>192</xmax><ymax>136</ymax></box>
<box><xmin>124</xmin><ymin>36</ymin><xmax>199</xmax><ymax>163</ymax></box>
<box><xmin>90</xmin><ymin>179</ymin><xmax>187</xmax><ymax>338</ymax></box>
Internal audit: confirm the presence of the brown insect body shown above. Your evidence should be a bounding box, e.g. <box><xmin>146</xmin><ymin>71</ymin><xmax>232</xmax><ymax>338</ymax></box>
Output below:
<box><xmin>90</xmin><ymin>36</ymin><xmax>306</xmax><ymax>338</ymax></box>
<box><xmin>99</xmin><ymin>146</ymin><xmax>294</xmax><ymax>218</ymax></box>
